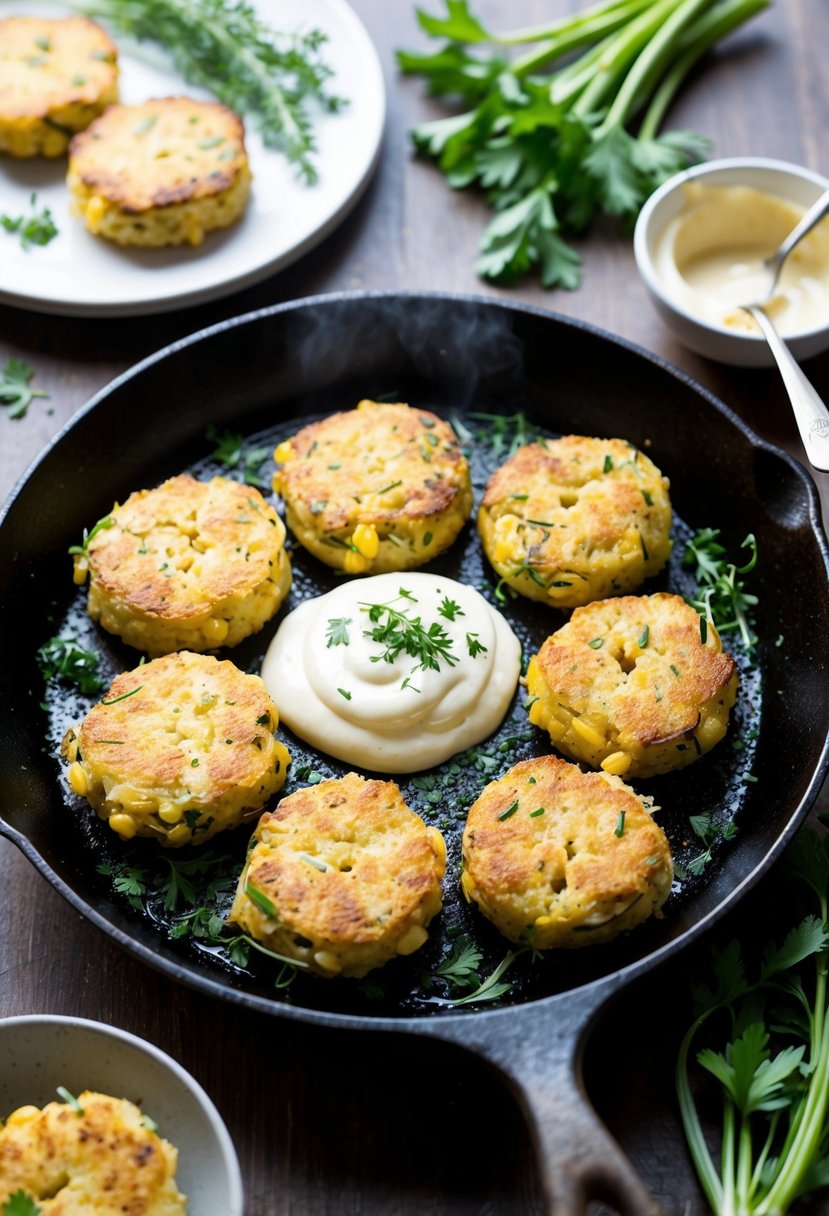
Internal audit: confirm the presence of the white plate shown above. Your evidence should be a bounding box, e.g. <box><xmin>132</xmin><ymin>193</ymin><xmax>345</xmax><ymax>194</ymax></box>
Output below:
<box><xmin>0</xmin><ymin>0</ymin><xmax>385</xmax><ymax>316</ymax></box>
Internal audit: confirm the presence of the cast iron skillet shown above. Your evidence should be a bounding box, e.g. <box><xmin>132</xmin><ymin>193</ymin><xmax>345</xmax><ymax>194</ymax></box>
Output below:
<box><xmin>3</xmin><ymin>293</ymin><xmax>829</xmax><ymax>1214</ymax></box>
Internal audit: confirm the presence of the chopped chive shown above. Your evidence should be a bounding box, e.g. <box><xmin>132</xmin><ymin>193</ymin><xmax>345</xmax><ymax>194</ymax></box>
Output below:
<box><xmin>498</xmin><ymin>799</ymin><xmax>520</xmax><ymax>822</ymax></box>
<box><xmin>57</xmin><ymin>1086</ymin><xmax>84</xmax><ymax>1115</ymax></box>
<box><xmin>588</xmin><ymin>637</ymin><xmax>604</xmax><ymax>649</ymax></box>
<box><xmin>670</xmin><ymin>664</ymin><xmax>680</xmax><ymax>678</ymax></box>
<box><xmin>101</xmin><ymin>685</ymin><xmax>142</xmax><ymax>705</ymax></box>
<box><xmin>529</xmin><ymin>807</ymin><xmax>545</xmax><ymax>818</ymax></box>
<box><xmin>510</xmin><ymin>493</ymin><xmax>529</xmax><ymax>501</ymax></box>
<box><xmin>639</xmin><ymin>531</ymin><xmax>649</xmax><ymax>561</ymax></box>
<box><xmin>642</xmin><ymin>489</ymin><xmax>653</xmax><ymax>506</ymax></box>
<box><xmin>337</xmin><ymin>687</ymin><xmax>352</xmax><ymax>700</ymax></box>
<box><xmin>614</xmin><ymin>811</ymin><xmax>626</xmax><ymax>837</ymax></box>
<box><xmin>299</xmin><ymin>853</ymin><xmax>328</xmax><ymax>872</ymax></box>
<box><xmin>133</xmin><ymin>115</ymin><xmax>157</xmax><ymax>136</ymax></box>
<box><xmin>637</xmin><ymin>624</ymin><xmax>649</xmax><ymax>648</ymax></box>
<box><xmin>700</xmin><ymin>616</ymin><xmax>708</xmax><ymax>644</ymax></box>
<box><xmin>423</xmin><ymin>532</ymin><xmax>433</xmax><ymax>546</ymax></box>
<box><xmin>527</xmin><ymin>519</ymin><xmax>554</xmax><ymax>527</ymax></box>
<box><xmin>378</xmin><ymin>480</ymin><xmax>402</xmax><ymax>494</ymax></box>
<box><xmin>246</xmin><ymin>881</ymin><xmax>278</xmax><ymax>918</ymax></box>
<box><xmin>603</xmin><ymin>455</ymin><xmax>613</xmax><ymax>473</ymax></box>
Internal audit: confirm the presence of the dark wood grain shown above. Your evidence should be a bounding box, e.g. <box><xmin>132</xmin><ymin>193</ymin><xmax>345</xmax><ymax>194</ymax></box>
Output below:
<box><xmin>1</xmin><ymin>2</ymin><xmax>828</xmax><ymax>1213</ymax></box>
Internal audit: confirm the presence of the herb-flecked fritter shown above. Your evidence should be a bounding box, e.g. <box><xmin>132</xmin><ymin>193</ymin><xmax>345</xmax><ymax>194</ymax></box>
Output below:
<box><xmin>477</xmin><ymin>435</ymin><xmax>672</xmax><ymax>607</ymax></box>
<box><xmin>461</xmin><ymin>755</ymin><xmax>672</xmax><ymax>948</ymax></box>
<box><xmin>229</xmin><ymin>772</ymin><xmax>446</xmax><ymax>977</ymax></box>
<box><xmin>272</xmin><ymin>399</ymin><xmax>473</xmax><ymax>574</ymax></box>
<box><xmin>0</xmin><ymin>1090</ymin><xmax>185</xmax><ymax>1215</ymax></box>
<box><xmin>62</xmin><ymin>651</ymin><xmax>290</xmax><ymax>847</ymax></box>
<box><xmin>67</xmin><ymin>96</ymin><xmax>251</xmax><ymax>246</ymax></box>
<box><xmin>0</xmin><ymin>16</ymin><xmax>118</xmax><ymax>158</ymax></box>
<box><xmin>526</xmin><ymin>592</ymin><xmax>738</xmax><ymax>778</ymax></box>
<box><xmin>75</xmin><ymin>473</ymin><xmax>291</xmax><ymax>656</ymax></box>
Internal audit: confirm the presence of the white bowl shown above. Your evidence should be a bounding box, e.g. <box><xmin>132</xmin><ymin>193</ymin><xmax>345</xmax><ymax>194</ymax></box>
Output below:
<box><xmin>634</xmin><ymin>157</ymin><xmax>829</xmax><ymax>367</ymax></box>
<box><xmin>0</xmin><ymin>1015</ymin><xmax>244</xmax><ymax>1216</ymax></box>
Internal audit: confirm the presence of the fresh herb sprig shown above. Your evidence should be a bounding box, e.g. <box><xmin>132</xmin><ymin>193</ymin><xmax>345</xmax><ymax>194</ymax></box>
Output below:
<box><xmin>399</xmin><ymin>0</ymin><xmax>767</xmax><ymax>288</ymax></box>
<box><xmin>80</xmin><ymin>0</ymin><xmax>348</xmax><ymax>182</ymax></box>
<box><xmin>451</xmin><ymin>409</ymin><xmax>540</xmax><ymax>457</ymax></box>
<box><xmin>1</xmin><ymin>193</ymin><xmax>58</xmax><ymax>250</ymax></box>
<box><xmin>677</xmin><ymin>828</ymin><xmax>829</xmax><ymax>1214</ymax></box>
<box><xmin>0</xmin><ymin>358</ymin><xmax>49</xmax><ymax>420</ymax></box>
<box><xmin>37</xmin><ymin>636</ymin><xmax>104</xmax><ymax>695</ymax></box>
<box><xmin>685</xmin><ymin>811</ymin><xmax>739</xmax><ymax>876</ymax></box>
<box><xmin>429</xmin><ymin>936</ymin><xmax>522</xmax><ymax>1006</ymax></box>
<box><xmin>206</xmin><ymin>424</ymin><xmax>271</xmax><ymax>489</ymax></box>
<box><xmin>683</xmin><ymin>528</ymin><xmax>758</xmax><ymax>650</ymax></box>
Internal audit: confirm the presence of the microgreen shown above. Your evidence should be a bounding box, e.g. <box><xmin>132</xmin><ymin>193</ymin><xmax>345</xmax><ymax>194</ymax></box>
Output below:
<box><xmin>79</xmin><ymin>0</ymin><xmax>348</xmax><ymax>181</ymax></box>
<box><xmin>677</xmin><ymin>827</ymin><xmax>829</xmax><ymax>1214</ymax></box>
<box><xmin>0</xmin><ymin>358</ymin><xmax>49</xmax><ymax>419</ymax></box>
<box><xmin>37</xmin><ymin>635</ymin><xmax>103</xmax><ymax>695</ymax></box>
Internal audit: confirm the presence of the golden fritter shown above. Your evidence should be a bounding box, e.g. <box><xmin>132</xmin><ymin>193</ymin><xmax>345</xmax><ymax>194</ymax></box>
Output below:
<box><xmin>461</xmin><ymin>755</ymin><xmax>672</xmax><ymax>948</ymax></box>
<box><xmin>75</xmin><ymin>474</ymin><xmax>291</xmax><ymax>656</ymax></box>
<box><xmin>229</xmin><ymin>772</ymin><xmax>446</xmax><ymax>977</ymax></box>
<box><xmin>272</xmin><ymin>399</ymin><xmax>473</xmax><ymax>574</ymax></box>
<box><xmin>478</xmin><ymin>435</ymin><xmax>672</xmax><ymax>607</ymax></box>
<box><xmin>0</xmin><ymin>1090</ymin><xmax>185</xmax><ymax>1215</ymax></box>
<box><xmin>526</xmin><ymin>592</ymin><xmax>738</xmax><ymax>779</ymax></box>
<box><xmin>0</xmin><ymin>16</ymin><xmax>118</xmax><ymax>158</ymax></box>
<box><xmin>62</xmin><ymin>651</ymin><xmax>290</xmax><ymax>847</ymax></box>
<box><xmin>67</xmin><ymin>97</ymin><xmax>251</xmax><ymax>246</ymax></box>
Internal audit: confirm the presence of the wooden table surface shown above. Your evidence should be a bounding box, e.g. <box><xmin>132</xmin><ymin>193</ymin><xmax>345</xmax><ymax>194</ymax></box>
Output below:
<box><xmin>2</xmin><ymin>2</ymin><xmax>828</xmax><ymax>1213</ymax></box>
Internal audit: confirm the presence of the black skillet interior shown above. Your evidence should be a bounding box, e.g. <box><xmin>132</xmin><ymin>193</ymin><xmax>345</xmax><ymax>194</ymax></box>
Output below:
<box><xmin>2</xmin><ymin>292</ymin><xmax>828</xmax><ymax>1023</ymax></box>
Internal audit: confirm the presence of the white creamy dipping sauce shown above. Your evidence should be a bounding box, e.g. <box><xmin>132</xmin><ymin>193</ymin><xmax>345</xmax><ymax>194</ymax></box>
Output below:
<box><xmin>654</xmin><ymin>183</ymin><xmax>829</xmax><ymax>336</ymax></box>
<box><xmin>262</xmin><ymin>572</ymin><xmax>522</xmax><ymax>773</ymax></box>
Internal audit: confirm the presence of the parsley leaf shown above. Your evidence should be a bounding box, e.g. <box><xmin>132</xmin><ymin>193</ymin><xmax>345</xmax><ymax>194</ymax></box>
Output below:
<box><xmin>0</xmin><ymin>358</ymin><xmax>49</xmax><ymax>420</ymax></box>
<box><xmin>3</xmin><ymin>1192</ymin><xmax>42</xmax><ymax>1216</ymax></box>
<box><xmin>37</xmin><ymin>636</ymin><xmax>103</xmax><ymax>695</ymax></box>
<box><xmin>1</xmin><ymin>193</ymin><xmax>58</xmax><ymax>251</ymax></box>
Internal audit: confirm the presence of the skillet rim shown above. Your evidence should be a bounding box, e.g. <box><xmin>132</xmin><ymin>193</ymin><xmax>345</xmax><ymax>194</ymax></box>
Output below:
<box><xmin>3</xmin><ymin>288</ymin><xmax>829</xmax><ymax>1031</ymax></box>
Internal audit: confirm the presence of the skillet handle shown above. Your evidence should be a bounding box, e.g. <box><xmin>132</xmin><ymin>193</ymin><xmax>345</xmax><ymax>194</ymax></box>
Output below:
<box><xmin>423</xmin><ymin>985</ymin><xmax>662</xmax><ymax>1216</ymax></box>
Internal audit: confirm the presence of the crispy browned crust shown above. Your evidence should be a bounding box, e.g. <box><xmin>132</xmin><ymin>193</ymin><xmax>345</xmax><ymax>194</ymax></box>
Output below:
<box><xmin>534</xmin><ymin>592</ymin><xmax>736</xmax><ymax>747</ymax></box>
<box><xmin>275</xmin><ymin>401</ymin><xmax>470</xmax><ymax>529</ymax></box>
<box><xmin>0</xmin><ymin>1091</ymin><xmax>183</xmax><ymax>1213</ymax></box>
<box><xmin>244</xmin><ymin>773</ymin><xmax>444</xmax><ymax>946</ymax></box>
<box><xmin>68</xmin><ymin>97</ymin><xmax>247</xmax><ymax>211</ymax></box>
<box><xmin>87</xmin><ymin>474</ymin><xmax>283</xmax><ymax>623</ymax></box>
<box><xmin>0</xmin><ymin>15</ymin><xmax>118</xmax><ymax>120</ymax></box>
<box><xmin>76</xmin><ymin>652</ymin><xmax>280</xmax><ymax>798</ymax></box>
<box><xmin>462</xmin><ymin>755</ymin><xmax>672</xmax><ymax>946</ymax></box>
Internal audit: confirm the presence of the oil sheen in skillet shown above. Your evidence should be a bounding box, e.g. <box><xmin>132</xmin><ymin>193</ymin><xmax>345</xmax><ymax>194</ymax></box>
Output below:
<box><xmin>262</xmin><ymin>572</ymin><xmax>522</xmax><ymax>772</ymax></box>
<box><xmin>42</xmin><ymin>408</ymin><xmax>762</xmax><ymax>1017</ymax></box>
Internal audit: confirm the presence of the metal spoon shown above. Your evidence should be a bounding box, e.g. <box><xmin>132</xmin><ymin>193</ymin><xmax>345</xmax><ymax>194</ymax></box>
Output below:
<box><xmin>740</xmin><ymin>187</ymin><xmax>829</xmax><ymax>473</ymax></box>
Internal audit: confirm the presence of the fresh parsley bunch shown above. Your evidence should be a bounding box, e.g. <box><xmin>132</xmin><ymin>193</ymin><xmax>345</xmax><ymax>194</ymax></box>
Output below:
<box><xmin>677</xmin><ymin>828</ymin><xmax>829</xmax><ymax>1214</ymax></box>
<box><xmin>399</xmin><ymin>0</ymin><xmax>768</xmax><ymax>288</ymax></box>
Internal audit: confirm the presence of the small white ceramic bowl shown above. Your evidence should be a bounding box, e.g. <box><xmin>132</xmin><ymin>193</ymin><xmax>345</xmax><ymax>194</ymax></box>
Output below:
<box><xmin>634</xmin><ymin>157</ymin><xmax>829</xmax><ymax>367</ymax></box>
<box><xmin>0</xmin><ymin>1015</ymin><xmax>244</xmax><ymax>1216</ymax></box>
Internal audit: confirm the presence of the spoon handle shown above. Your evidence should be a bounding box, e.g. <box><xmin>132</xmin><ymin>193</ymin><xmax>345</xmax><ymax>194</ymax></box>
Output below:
<box><xmin>745</xmin><ymin>305</ymin><xmax>829</xmax><ymax>473</ymax></box>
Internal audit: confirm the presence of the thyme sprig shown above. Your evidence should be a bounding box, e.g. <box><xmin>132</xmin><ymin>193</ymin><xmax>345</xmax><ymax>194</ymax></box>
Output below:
<box><xmin>683</xmin><ymin>528</ymin><xmax>758</xmax><ymax>651</ymax></box>
<box><xmin>80</xmin><ymin>0</ymin><xmax>348</xmax><ymax>182</ymax></box>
